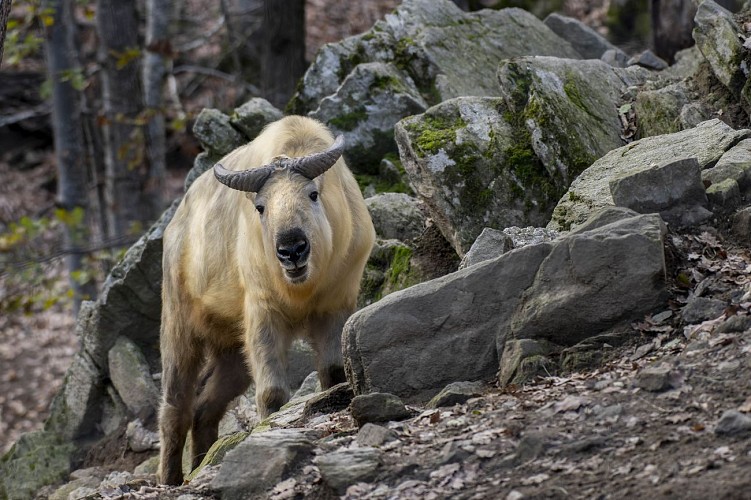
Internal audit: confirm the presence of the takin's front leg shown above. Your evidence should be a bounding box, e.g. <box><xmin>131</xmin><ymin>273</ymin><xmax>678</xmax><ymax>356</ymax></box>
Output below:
<box><xmin>308</xmin><ymin>309</ymin><xmax>352</xmax><ymax>389</ymax></box>
<box><xmin>246</xmin><ymin>312</ymin><xmax>293</xmax><ymax>418</ymax></box>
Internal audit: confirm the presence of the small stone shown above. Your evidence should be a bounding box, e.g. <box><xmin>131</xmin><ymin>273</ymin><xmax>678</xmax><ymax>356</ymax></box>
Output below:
<box><xmin>714</xmin><ymin>410</ymin><xmax>751</xmax><ymax>436</ymax></box>
<box><xmin>125</xmin><ymin>419</ymin><xmax>159</xmax><ymax>452</ymax></box>
<box><xmin>627</xmin><ymin>49</ymin><xmax>668</xmax><ymax>70</ymax></box>
<box><xmin>350</xmin><ymin>393</ymin><xmax>411</xmax><ymax>427</ymax></box>
<box><xmin>315</xmin><ymin>448</ymin><xmax>382</xmax><ymax>494</ymax></box>
<box><xmin>682</xmin><ymin>296</ymin><xmax>727</xmax><ymax>323</ymax></box>
<box><xmin>303</xmin><ymin>382</ymin><xmax>354</xmax><ymax>419</ymax></box>
<box><xmin>428</xmin><ymin>381</ymin><xmax>485</xmax><ymax>408</ymax></box>
<box><xmin>601</xmin><ymin>48</ymin><xmax>629</xmax><ymax>68</ymax></box>
<box><xmin>636</xmin><ymin>366</ymin><xmax>681</xmax><ymax>392</ymax></box>
<box><xmin>502</xmin><ymin>226</ymin><xmax>559</xmax><ymax>249</ymax></box>
<box><xmin>716</xmin><ymin>315</ymin><xmax>751</xmax><ymax>334</ymax></box>
<box><xmin>356</xmin><ymin>423</ymin><xmax>398</xmax><ymax>447</ymax></box>
<box><xmin>292</xmin><ymin>371</ymin><xmax>320</xmax><ymax>400</ymax></box>
<box><xmin>459</xmin><ymin>228</ymin><xmax>514</xmax><ymax>269</ymax></box>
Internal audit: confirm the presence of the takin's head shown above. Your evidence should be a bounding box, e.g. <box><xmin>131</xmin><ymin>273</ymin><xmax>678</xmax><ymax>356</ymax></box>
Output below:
<box><xmin>213</xmin><ymin>135</ymin><xmax>344</xmax><ymax>287</ymax></box>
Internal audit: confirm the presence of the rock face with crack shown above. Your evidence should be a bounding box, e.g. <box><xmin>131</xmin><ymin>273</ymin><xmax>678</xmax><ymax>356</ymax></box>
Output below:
<box><xmin>548</xmin><ymin>119</ymin><xmax>751</xmax><ymax>231</ymax></box>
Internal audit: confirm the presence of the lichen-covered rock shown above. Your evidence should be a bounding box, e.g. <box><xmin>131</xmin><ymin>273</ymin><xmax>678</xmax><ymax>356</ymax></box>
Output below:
<box><xmin>108</xmin><ymin>337</ymin><xmax>160</xmax><ymax>422</ymax></box>
<box><xmin>498</xmin><ymin>339</ymin><xmax>555</xmax><ymax>386</ymax></box>
<box><xmin>503</xmin><ymin>226</ymin><xmax>559</xmax><ymax>249</ymax></box>
<box><xmin>289</xmin><ymin>0</ymin><xmax>580</xmax><ymax>115</ymax></box>
<box><xmin>230</xmin><ymin>97</ymin><xmax>283</xmax><ymax>140</ymax></box>
<box><xmin>395</xmin><ymin>97</ymin><xmax>554</xmax><ymax>255</ymax></box>
<box><xmin>365</xmin><ymin>192</ymin><xmax>426</xmax><ymax>242</ymax></box>
<box><xmin>310</xmin><ymin>62</ymin><xmax>428</xmax><ymax>174</ymax></box>
<box><xmin>706</xmin><ymin>178</ymin><xmax>741</xmax><ymax>210</ymax></box>
<box><xmin>693</xmin><ymin>0</ymin><xmax>746</xmax><ymax>94</ymax></box>
<box><xmin>184</xmin><ymin>151</ymin><xmax>222</xmax><ymax>191</ymax></box>
<box><xmin>543</xmin><ymin>13</ymin><xmax>625</xmax><ymax>60</ymax></box>
<box><xmin>192</xmin><ymin>108</ymin><xmax>246</xmax><ymax>157</ymax></box>
<box><xmin>548</xmin><ymin>119</ymin><xmax>751</xmax><ymax>231</ymax></box>
<box><xmin>428</xmin><ymin>381</ymin><xmax>485</xmax><ymax>408</ymax></box>
<box><xmin>634</xmin><ymin>82</ymin><xmax>694</xmax><ymax>138</ymax></box>
<box><xmin>187</xmin><ymin>431</ymin><xmax>250</xmax><ymax>481</ymax></box>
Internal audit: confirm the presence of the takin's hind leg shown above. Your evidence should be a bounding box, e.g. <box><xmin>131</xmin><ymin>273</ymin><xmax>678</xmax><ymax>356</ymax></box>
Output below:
<box><xmin>308</xmin><ymin>310</ymin><xmax>351</xmax><ymax>389</ymax></box>
<box><xmin>159</xmin><ymin>346</ymin><xmax>202</xmax><ymax>486</ymax></box>
<box><xmin>190</xmin><ymin>346</ymin><xmax>251</xmax><ymax>470</ymax></box>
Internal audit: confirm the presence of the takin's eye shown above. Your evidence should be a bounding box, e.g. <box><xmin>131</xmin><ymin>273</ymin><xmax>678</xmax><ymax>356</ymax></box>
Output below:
<box><xmin>255</xmin><ymin>204</ymin><xmax>265</xmax><ymax>215</ymax></box>
<box><xmin>309</xmin><ymin>191</ymin><xmax>319</xmax><ymax>202</ymax></box>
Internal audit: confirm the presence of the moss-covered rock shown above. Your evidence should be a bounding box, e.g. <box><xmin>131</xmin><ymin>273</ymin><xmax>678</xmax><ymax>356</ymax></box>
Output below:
<box><xmin>498</xmin><ymin>57</ymin><xmax>651</xmax><ymax>188</ymax></box>
<box><xmin>693</xmin><ymin>0</ymin><xmax>747</xmax><ymax>96</ymax></box>
<box><xmin>186</xmin><ymin>431</ymin><xmax>250</xmax><ymax>481</ymax></box>
<box><xmin>396</xmin><ymin>96</ymin><xmax>565</xmax><ymax>255</ymax></box>
<box><xmin>0</xmin><ymin>430</ymin><xmax>74</xmax><ymax>500</ymax></box>
<box><xmin>192</xmin><ymin>108</ymin><xmax>246</xmax><ymax>157</ymax></box>
<box><xmin>310</xmin><ymin>62</ymin><xmax>428</xmax><ymax>174</ymax></box>
<box><xmin>635</xmin><ymin>82</ymin><xmax>694</xmax><ymax>138</ymax></box>
<box><xmin>230</xmin><ymin>98</ymin><xmax>283</xmax><ymax>140</ymax></box>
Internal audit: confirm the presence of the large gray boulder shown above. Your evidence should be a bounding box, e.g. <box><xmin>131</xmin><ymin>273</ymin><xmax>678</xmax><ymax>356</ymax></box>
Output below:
<box><xmin>343</xmin><ymin>209</ymin><xmax>667</xmax><ymax>401</ymax></box>
<box><xmin>290</xmin><ymin>0</ymin><xmax>580</xmax><ymax>115</ymax></box>
<box><xmin>107</xmin><ymin>337</ymin><xmax>161</xmax><ymax>423</ymax></box>
<box><xmin>548</xmin><ymin>119</ymin><xmax>751</xmax><ymax>231</ymax></box>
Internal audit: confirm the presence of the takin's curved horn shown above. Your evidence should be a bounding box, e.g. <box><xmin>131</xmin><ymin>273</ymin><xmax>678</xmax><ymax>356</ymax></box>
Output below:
<box><xmin>213</xmin><ymin>163</ymin><xmax>275</xmax><ymax>193</ymax></box>
<box><xmin>288</xmin><ymin>135</ymin><xmax>345</xmax><ymax>180</ymax></box>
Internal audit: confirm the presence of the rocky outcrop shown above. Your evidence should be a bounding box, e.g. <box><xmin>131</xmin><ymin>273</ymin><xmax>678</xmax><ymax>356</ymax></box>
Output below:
<box><xmin>548</xmin><ymin>119</ymin><xmax>751</xmax><ymax>231</ymax></box>
<box><xmin>343</xmin><ymin>208</ymin><xmax>667</xmax><ymax>401</ymax></box>
<box><xmin>289</xmin><ymin>0</ymin><xmax>581</xmax><ymax>173</ymax></box>
<box><xmin>395</xmin><ymin>57</ymin><xmax>649</xmax><ymax>254</ymax></box>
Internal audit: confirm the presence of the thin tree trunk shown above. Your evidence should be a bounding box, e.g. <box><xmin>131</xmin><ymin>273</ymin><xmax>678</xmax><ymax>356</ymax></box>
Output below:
<box><xmin>96</xmin><ymin>0</ymin><xmax>153</xmax><ymax>240</ymax></box>
<box><xmin>42</xmin><ymin>0</ymin><xmax>97</xmax><ymax>314</ymax></box>
<box><xmin>261</xmin><ymin>0</ymin><xmax>305</xmax><ymax>109</ymax></box>
<box><xmin>143</xmin><ymin>0</ymin><xmax>171</xmax><ymax>216</ymax></box>
<box><xmin>0</xmin><ymin>0</ymin><xmax>11</xmax><ymax>64</ymax></box>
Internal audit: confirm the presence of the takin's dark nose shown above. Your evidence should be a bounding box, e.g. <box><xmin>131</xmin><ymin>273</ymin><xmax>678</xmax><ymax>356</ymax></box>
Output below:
<box><xmin>276</xmin><ymin>228</ymin><xmax>310</xmax><ymax>267</ymax></box>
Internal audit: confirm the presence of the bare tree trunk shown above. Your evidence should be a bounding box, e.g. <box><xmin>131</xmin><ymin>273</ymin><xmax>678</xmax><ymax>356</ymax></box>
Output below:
<box><xmin>261</xmin><ymin>0</ymin><xmax>305</xmax><ymax>109</ymax></box>
<box><xmin>96</xmin><ymin>0</ymin><xmax>154</xmax><ymax>240</ymax></box>
<box><xmin>143</xmin><ymin>0</ymin><xmax>171</xmax><ymax>215</ymax></box>
<box><xmin>0</xmin><ymin>0</ymin><xmax>11</xmax><ymax>64</ymax></box>
<box><xmin>42</xmin><ymin>0</ymin><xmax>97</xmax><ymax>314</ymax></box>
